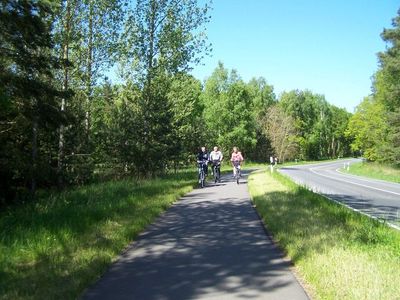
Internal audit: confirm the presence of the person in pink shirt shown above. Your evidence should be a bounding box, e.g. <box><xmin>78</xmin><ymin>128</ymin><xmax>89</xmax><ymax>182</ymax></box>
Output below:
<box><xmin>230</xmin><ymin>146</ymin><xmax>243</xmax><ymax>177</ymax></box>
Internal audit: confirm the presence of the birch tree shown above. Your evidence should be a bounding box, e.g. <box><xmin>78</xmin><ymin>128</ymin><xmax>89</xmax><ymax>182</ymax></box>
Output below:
<box><xmin>53</xmin><ymin>0</ymin><xmax>125</xmax><ymax>184</ymax></box>
<box><xmin>120</xmin><ymin>0</ymin><xmax>211</xmax><ymax>174</ymax></box>
<box><xmin>260</xmin><ymin>105</ymin><xmax>298</xmax><ymax>163</ymax></box>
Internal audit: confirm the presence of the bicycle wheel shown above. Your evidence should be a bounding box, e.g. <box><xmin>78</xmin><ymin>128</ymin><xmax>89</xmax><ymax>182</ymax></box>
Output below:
<box><xmin>214</xmin><ymin>166</ymin><xmax>218</xmax><ymax>183</ymax></box>
<box><xmin>201</xmin><ymin>170</ymin><xmax>205</xmax><ymax>188</ymax></box>
<box><xmin>236</xmin><ymin>167</ymin><xmax>240</xmax><ymax>184</ymax></box>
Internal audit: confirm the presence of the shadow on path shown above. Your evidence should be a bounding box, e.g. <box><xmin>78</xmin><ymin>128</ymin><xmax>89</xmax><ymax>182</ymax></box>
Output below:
<box><xmin>82</xmin><ymin>170</ymin><xmax>308</xmax><ymax>300</ymax></box>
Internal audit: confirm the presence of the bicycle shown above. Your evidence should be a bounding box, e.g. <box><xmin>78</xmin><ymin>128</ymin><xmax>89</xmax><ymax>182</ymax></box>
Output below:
<box><xmin>197</xmin><ymin>161</ymin><xmax>207</xmax><ymax>188</ymax></box>
<box><xmin>211</xmin><ymin>160</ymin><xmax>221</xmax><ymax>183</ymax></box>
<box><xmin>232</xmin><ymin>161</ymin><xmax>241</xmax><ymax>185</ymax></box>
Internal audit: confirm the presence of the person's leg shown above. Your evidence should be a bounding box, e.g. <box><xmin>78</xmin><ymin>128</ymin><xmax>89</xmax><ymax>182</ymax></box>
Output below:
<box><xmin>198</xmin><ymin>166</ymin><xmax>202</xmax><ymax>183</ymax></box>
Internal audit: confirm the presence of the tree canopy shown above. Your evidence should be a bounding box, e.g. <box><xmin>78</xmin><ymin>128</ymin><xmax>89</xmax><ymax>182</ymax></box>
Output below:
<box><xmin>3</xmin><ymin>0</ymin><xmax>399</xmax><ymax>205</ymax></box>
<box><xmin>348</xmin><ymin>8</ymin><xmax>400</xmax><ymax>165</ymax></box>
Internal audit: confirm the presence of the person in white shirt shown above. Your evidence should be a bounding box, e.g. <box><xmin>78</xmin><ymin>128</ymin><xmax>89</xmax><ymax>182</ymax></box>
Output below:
<box><xmin>209</xmin><ymin>146</ymin><xmax>223</xmax><ymax>182</ymax></box>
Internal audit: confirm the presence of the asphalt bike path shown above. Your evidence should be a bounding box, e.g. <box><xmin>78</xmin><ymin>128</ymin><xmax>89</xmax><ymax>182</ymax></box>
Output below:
<box><xmin>82</xmin><ymin>170</ymin><xmax>309</xmax><ymax>300</ymax></box>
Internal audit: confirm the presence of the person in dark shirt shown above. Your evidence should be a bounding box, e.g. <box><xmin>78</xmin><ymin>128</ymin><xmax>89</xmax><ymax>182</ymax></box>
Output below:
<box><xmin>197</xmin><ymin>146</ymin><xmax>209</xmax><ymax>178</ymax></box>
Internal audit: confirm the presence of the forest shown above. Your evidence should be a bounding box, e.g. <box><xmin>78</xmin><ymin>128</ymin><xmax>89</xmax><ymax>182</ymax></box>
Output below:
<box><xmin>1</xmin><ymin>0</ymin><xmax>399</xmax><ymax>206</ymax></box>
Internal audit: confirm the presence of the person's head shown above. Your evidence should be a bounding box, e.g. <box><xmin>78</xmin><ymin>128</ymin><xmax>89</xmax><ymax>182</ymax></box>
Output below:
<box><xmin>213</xmin><ymin>146</ymin><xmax>218</xmax><ymax>152</ymax></box>
<box><xmin>201</xmin><ymin>146</ymin><xmax>206</xmax><ymax>152</ymax></box>
<box><xmin>232</xmin><ymin>146</ymin><xmax>238</xmax><ymax>153</ymax></box>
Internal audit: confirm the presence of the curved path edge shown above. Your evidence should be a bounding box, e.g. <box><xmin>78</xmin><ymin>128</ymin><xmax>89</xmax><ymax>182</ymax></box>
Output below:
<box><xmin>82</xmin><ymin>169</ymin><xmax>309</xmax><ymax>300</ymax></box>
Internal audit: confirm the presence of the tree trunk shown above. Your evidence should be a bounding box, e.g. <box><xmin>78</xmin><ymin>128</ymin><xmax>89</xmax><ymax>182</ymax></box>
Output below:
<box><xmin>85</xmin><ymin>0</ymin><xmax>93</xmax><ymax>147</ymax></box>
<box><xmin>31</xmin><ymin>114</ymin><xmax>38</xmax><ymax>197</ymax></box>
<box><xmin>331</xmin><ymin>137</ymin><xmax>336</xmax><ymax>158</ymax></box>
<box><xmin>141</xmin><ymin>0</ymin><xmax>157</xmax><ymax>177</ymax></box>
<box><xmin>58</xmin><ymin>0</ymin><xmax>71</xmax><ymax>188</ymax></box>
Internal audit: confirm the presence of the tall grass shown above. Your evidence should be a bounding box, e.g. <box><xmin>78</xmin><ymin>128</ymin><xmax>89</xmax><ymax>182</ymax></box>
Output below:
<box><xmin>248</xmin><ymin>169</ymin><xmax>400</xmax><ymax>300</ymax></box>
<box><xmin>343</xmin><ymin>161</ymin><xmax>400</xmax><ymax>183</ymax></box>
<box><xmin>0</xmin><ymin>171</ymin><xmax>196</xmax><ymax>300</ymax></box>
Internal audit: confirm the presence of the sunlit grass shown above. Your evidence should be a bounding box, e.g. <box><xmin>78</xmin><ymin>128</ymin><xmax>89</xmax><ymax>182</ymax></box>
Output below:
<box><xmin>0</xmin><ymin>171</ymin><xmax>196</xmax><ymax>300</ymax></box>
<box><xmin>279</xmin><ymin>158</ymin><xmax>349</xmax><ymax>167</ymax></box>
<box><xmin>248</xmin><ymin>169</ymin><xmax>400</xmax><ymax>300</ymax></box>
<box><xmin>342</xmin><ymin>161</ymin><xmax>400</xmax><ymax>183</ymax></box>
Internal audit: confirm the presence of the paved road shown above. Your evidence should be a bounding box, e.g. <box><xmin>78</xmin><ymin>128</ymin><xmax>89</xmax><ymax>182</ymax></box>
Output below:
<box><xmin>279</xmin><ymin>159</ymin><xmax>400</xmax><ymax>228</ymax></box>
<box><xmin>82</xmin><ymin>171</ymin><xmax>309</xmax><ymax>300</ymax></box>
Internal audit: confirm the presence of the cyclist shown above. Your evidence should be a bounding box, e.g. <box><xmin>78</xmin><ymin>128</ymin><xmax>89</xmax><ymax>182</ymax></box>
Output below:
<box><xmin>230</xmin><ymin>146</ymin><xmax>244</xmax><ymax>178</ymax></box>
<box><xmin>196</xmin><ymin>146</ymin><xmax>209</xmax><ymax>182</ymax></box>
<box><xmin>209</xmin><ymin>146</ymin><xmax>223</xmax><ymax>182</ymax></box>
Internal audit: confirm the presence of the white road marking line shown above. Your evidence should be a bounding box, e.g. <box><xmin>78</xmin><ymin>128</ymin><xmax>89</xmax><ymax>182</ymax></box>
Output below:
<box><xmin>279</xmin><ymin>167</ymin><xmax>400</xmax><ymax>230</ymax></box>
<box><xmin>309</xmin><ymin>167</ymin><xmax>400</xmax><ymax>196</ymax></box>
<box><xmin>317</xmin><ymin>193</ymin><xmax>400</xmax><ymax>231</ymax></box>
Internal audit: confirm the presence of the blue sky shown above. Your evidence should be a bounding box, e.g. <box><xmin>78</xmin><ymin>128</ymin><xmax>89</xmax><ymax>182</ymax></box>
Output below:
<box><xmin>190</xmin><ymin>1</ymin><xmax>399</xmax><ymax>112</ymax></box>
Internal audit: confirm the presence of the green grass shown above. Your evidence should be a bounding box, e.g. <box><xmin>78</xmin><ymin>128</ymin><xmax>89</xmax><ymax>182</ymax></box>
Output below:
<box><xmin>0</xmin><ymin>171</ymin><xmax>196</xmax><ymax>300</ymax></box>
<box><xmin>248</xmin><ymin>169</ymin><xmax>400</xmax><ymax>300</ymax></box>
<box><xmin>342</xmin><ymin>161</ymin><xmax>400</xmax><ymax>183</ymax></box>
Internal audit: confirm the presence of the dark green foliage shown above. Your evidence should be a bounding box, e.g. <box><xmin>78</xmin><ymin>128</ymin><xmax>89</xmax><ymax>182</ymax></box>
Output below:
<box><xmin>0</xmin><ymin>0</ymin><xmax>67</xmax><ymax>204</ymax></box>
<box><xmin>0</xmin><ymin>0</ymin><xmax>362</xmax><ymax>205</ymax></box>
<box><xmin>376</xmin><ymin>10</ymin><xmax>400</xmax><ymax>165</ymax></box>
<box><xmin>386</xmin><ymin>109</ymin><xmax>400</xmax><ymax>165</ymax></box>
<box><xmin>279</xmin><ymin>90</ymin><xmax>352</xmax><ymax>160</ymax></box>
<box><xmin>348</xmin><ymin>8</ymin><xmax>400</xmax><ymax>164</ymax></box>
<box><xmin>201</xmin><ymin>62</ymin><xmax>276</xmax><ymax>159</ymax></box>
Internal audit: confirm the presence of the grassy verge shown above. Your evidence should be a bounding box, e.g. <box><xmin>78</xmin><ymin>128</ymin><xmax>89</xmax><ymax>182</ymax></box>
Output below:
<box><xmin>248</xmin><ymin>169</ymin><xmax>400</xmax><ymax>300</ymax></box>
<box><xmin>0</xmin><ymin>171</ymin><xmax>196</xmax><ymax>300</ymax></box>
<box><xmin>279</xmin><ymin>158</ymin><xmax>349</xmax><ymax>167</ymax></box>
<box><xmin>342</xmin><ymin>161</ymin><xmax>400</xmax><ymax>183</ymax></box>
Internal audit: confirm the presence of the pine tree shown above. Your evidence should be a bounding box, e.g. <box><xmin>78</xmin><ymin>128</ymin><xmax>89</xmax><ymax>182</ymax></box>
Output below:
<box><xmin>0</xmin><ymin>0</ymin><xmax>66</xmax><ymax>202</ymax></box>
<box><xmin>374</xmin><ymin>8</ymin><xmax>400</xmax><ymax>164</ymax></box>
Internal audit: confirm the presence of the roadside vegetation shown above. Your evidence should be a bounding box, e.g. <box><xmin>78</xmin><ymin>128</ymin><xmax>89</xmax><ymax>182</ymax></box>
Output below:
<box><xmin>342</xmin><ymin>161</ymin><xmax>400</xmax><ymax>183</ymax></box>
<box><xmin>248</xmin><ymin>169</ymin><xmax>400</xmax><ymax>300</ymax></box>
<box><xmin>0</xmin><ymin>172</ymin><xmax>196</xmax><ymax>300</ymax></box>
<box><xmin>278</xmin><ymin>158</ymin><xmax>347</xmax><ymax>167</ymax></box>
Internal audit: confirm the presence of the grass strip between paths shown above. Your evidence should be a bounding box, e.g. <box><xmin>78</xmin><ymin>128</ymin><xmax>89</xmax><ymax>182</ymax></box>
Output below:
<box><xmin>342</xmin><ymin>161</ymin><xmax>400</xmax><ymax>184</ymax></box>
<box><xmin>0</xmin><ymin>171</ymin><xmax>196</xmax><ymax>300</ymax></box>
<box><xmin>248</xmin><ymin>169</ymin><xmax>400</xmax><ymax>300</ymax></box>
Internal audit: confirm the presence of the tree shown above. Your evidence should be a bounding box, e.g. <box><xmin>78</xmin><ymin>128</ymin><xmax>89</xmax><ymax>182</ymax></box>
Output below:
<box><xmin>0</xmin><ymin>0</ymin><xmax>66</xmax><ymax>201</ymax></box>
<box><xmin>120</xmin><ymin>0</ymin><xmax>211</xmax><ymax>175</ymax></box>
<box><xmin>346</xmin><ymin>97</ymin><xmax>389</xmax><ymax>161</ymax></box>
<box><xmin>50</xmin><ymin>0</ymin><xmax>126</xmax><ymax>186</ymax></box>
<box><xmin>329</xmin><ymin>106</ymin><xmax>352</xmax><ymax>158</ymax></box>
<box><xmin>52</xmin><ymin>0</ymin><xmax>126</xmax><ymax>185</ymax></box>
<box><xmin>371</xmin><ymin>8</ymin><xmax>400</xmax><ymax>165</ymax></box>
<box><xmin>278</xmin><ymin>90</ymin><xmax>350</xmax><ymax>160</ymax></box>
<box><xmin>122</xmin><ymin>0</ymin><xmax>211</xmax><ymax>82</ymax></box>
<box><xmin>260</xmin><ymin>105</ymin><xmax>298</xmax><ymax>163</ymax></box>
<box><xmin>247</xmin><ymin>77</ymin><xmax>276</xmax><ymax>161</ymax></box>
<box><xmin>376</xmin><ymin>9</ymin><xmax>400</xmax><ymax>111</ymax></box>
<box><xmin>167</xmin><ymin>74</ymin><xmax>205</xmax><ymax>170</ymax></box>
<box><xmin>202</xmin><ymin>63</ymin><xmax>257</xmax><ymax>156</ymax></box>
